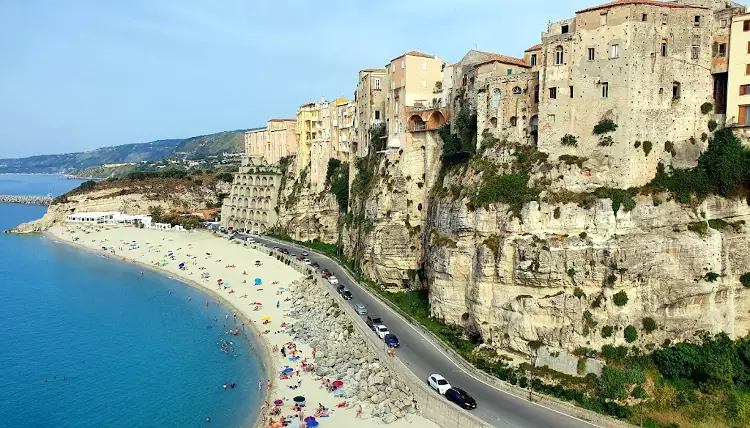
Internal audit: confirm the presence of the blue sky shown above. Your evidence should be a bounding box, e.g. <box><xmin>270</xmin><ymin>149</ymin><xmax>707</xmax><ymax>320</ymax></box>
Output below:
<box><xmin>0</xmin><ymin>0</ymin><xmax>592</xmax><ymax>158</ymax></box>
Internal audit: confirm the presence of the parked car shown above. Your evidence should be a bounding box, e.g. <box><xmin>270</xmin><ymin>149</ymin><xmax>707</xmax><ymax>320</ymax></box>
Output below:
<box><xmin>336</xmin><ymin>284</ymin><xmax>345</xmax><ymax>294</ymax></box>
<box><xmin>427</xmin><ymin>374</ymin><xmax>451</xmax><ymax>395</ymax></box>
<box><xmin>327</xmin><ymin>276</ymin><xmax>339</xmax><ymax>285</ymax></box>
<box><xmin>302</xmin><ymin>252</ymin><xmax>309</xmax><ymax>257</ymax></box>
<box><xmin>445</xmin><ymin>387</ymin><xmax>477</xmax><ymax>410</ymax></box>
<box><xmin>273</xmin><ymin>246</ymin><xmax>279</xmax><ymax>251</ymax></box>
<box><xmin>384</xmin><ymin>333</ymin><xmax>400</xmax><ymax>348</ymax></box>
<box><xmin>311</xmin><ymin>262</ymin><xmax>320</xmax><ymax>269</ymax></box>
<box><xmin>297</xmin><ymin>255</ymin><xmax>305</xmax><ymax>261</ymax></box>
<box><xmin>321</xmin><ymin>269</ymin><xmax>332</xmax><ymax>278</ymax></box>
<box><xmin>366</xmin><ymin>314</ymin><xmax>383</xmax><ymax>330</ymax></box>
<box><xmin>355</xmin><ymin>304</ymin><xmax>367</xmax><ymax>315</ymax></box>
<box><xmin>303</xmin><ymin>258</ymin><xmax>312</xmax><ymax>265</ymax></box>
<box><xmin>342</xmin><ymin>290</ymin><xmax>353</xmax><ymax>300</ymax></box>
<box><xmin>280</xmin><ymin>248</ymin><xmax>289</xmax><ymax>255</ymax></box>
<box><xmin>375</xmin><ymin>325</ymin><xmax>389</xmax><ymax>339</ymax></box>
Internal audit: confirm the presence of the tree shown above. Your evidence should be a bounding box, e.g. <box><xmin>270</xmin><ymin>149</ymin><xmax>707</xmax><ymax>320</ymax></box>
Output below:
<box><xmin>598</xmin><ymin>367</ymin><xmax>629</xmax><ymax>400</ymax></box>
<box><xmin>613</xmin><ymin>291</ymin><xmax>629</xmax><ymax>307</ymax></box>
<box><xmin>624</xmin><ymin>325</ymin><xmax>638</xmax><ymax>343</ymax></box>
<box><xmin>642</xmin><ymin>317</ymin><xmax>657</xmax><ymax>334</ymax></box>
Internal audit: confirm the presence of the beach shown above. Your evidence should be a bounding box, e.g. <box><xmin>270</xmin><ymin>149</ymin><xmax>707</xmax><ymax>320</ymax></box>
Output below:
<box><xmin>47</xmin><ymin>224</ymin><xmax>438</xmax><ymax>428</ymax></box>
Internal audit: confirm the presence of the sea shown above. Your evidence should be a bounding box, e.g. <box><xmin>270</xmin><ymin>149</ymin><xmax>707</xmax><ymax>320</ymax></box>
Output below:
<box><xmin>0</xmin><ymin>175</ymin><xmax>263</xmax><ymax>428</ymax></box>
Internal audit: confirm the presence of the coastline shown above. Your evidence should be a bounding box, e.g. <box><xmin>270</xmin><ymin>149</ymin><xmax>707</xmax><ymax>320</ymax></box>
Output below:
<box><xmin>43</xmin><ymin>226</ymin><xmax>280</xmax><ymax>428</ymax></box>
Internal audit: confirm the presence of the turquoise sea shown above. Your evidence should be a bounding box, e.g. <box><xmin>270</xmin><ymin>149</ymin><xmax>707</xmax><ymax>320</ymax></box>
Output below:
<box><xmin>0</xmin><ymin>175</ymin><xmax>263</xmax><ymax>427</ymax></box>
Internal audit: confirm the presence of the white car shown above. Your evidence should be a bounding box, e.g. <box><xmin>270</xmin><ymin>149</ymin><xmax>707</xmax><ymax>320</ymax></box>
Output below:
<box><xmin>427</xmin><ymin>374</ymin><xmax>451</xmax><ymax>395</ymax></box>
<box><xmin>375</xmin><ymin>325</ymin><xmax>389</xmax><ymax>339</ymax></box>
<box><xmin>303</xmin><ymin>258</ymin><xmax>312</xmax><ymax>265</ymax></box>
<box><xmin>327</xmin><ymin>275</ymin><xmax>339</xmax><ymax>285</ymax></box>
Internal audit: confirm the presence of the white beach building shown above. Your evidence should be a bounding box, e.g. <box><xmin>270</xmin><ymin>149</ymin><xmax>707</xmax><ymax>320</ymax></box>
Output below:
<box><xmin>65</xmin><ymin>211</ymin><xmax>188</xmax><ymax>232</ymax></box>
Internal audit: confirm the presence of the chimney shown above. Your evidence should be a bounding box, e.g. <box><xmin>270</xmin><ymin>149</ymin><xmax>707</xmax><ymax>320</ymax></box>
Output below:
<box><xmin>321</xmin><ymin>96</ymin><xmax>326</xmax><ymax>103</ymax></box>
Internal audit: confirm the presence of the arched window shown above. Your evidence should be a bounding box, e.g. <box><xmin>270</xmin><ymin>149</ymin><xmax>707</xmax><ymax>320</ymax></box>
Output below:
<box><xmin>672</xmin><ymin>81</ymin><xmax>681</xmax><ymax>99</ymax></box>
<box><xmin>555</xmin><ymin>46</ymin><xmax>564</xmax><ymax>65</ymax></box>
<box><xmin>510</xmin><ymin>116</ymin><xmax>518</xmax><ymax>126</ymax></box>
<box><xmin>491</xmin><ymin>89</ymin><xmax>501</xmax><ymax>110</ymax></box>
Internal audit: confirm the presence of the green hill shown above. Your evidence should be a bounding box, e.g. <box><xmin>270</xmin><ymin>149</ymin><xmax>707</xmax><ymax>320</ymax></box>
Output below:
<box><xmin>0</xmin><ymin>130</ymin><xmax>249</xmax><ymax>174</ymax></box>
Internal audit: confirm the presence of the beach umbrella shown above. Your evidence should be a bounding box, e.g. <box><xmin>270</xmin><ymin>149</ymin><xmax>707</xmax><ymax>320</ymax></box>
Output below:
<box><xmin>179</xmin><ymin>263</ymin><xmax>185</xmax><ymax>268</ymax></box>
<box><xmin>332</xmin><ymin>380</ymin><xmax>343</xmax><ymax>388</ymax></box>
<box><xmin>293</xmin><ymin>395</ymin><xmax>305</xmax><ymax>403</ymax></box>
<box><xmin>304</xmin><ymin>416</ymin><xmax>315</xmax><ymax>423</ymax></box>
<box><xmin>254</xmin><ymin>278</ymin><xmax>262</xmax><ymax>285</ymax></box>
<box><xmin>217</xmin><ymin>279</ymin><xmax>223</xmax><ymax>283</ymax></box>
<box><xmin>306</xmin><ymin>421</ymin><xmax>318</xmax><ymax>427</ymax></box>
<box><xmin>274</xmin><ymin>399</ymin><xmax>283</xmax><ymax>406</ymax></box>
<box><xmin>281</xmin><ymin>367</ymin><xmax>294</xmax><ymax>374</ymax></box>
<box><xmin>262</xmin><ymin>316</ymin><xmax>271</xmax><ymax>321</ymax></box>
<box><xmin>223</xmin><ymin>283</ymin><xmax>231</xmax><ymax>288</ymax></box>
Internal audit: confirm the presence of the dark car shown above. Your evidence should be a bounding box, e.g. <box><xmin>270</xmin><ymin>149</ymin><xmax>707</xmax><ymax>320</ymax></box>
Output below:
<box><xmin>342</xmin><ymin>290</ymin><xmax>353</xmax><ymax>300</ymax></box>
<box><xmin>336</xmin><ymin>284</ymin><xmax>345</xmax><ymax>294</ymax></box>
<box><xmin>366</xmin><ymin>314</ymin><xmax>383</xmax><ymax>330</ymax></box>
<box><xmin>384</xmin><ymin>333</ymin><xmax>400</xmax><ymax>348</ymax></box>
<box><xmin>280</xmin><ymin>248</ymin><xmax>289</xmax><ymax>255</ymax></box>
<box><xmin>445</xmin><ymin>387</ymin><xmax>477</xmax><ymax>410</ymax></box>
<box><xmin>311</xmin><ymin>262</ymin><xmax>320</xmax><ymax>269</ymax></box>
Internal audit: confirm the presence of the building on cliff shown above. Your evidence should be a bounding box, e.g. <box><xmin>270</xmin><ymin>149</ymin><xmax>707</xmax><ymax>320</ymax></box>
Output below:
<box><xmin>244</xmin><ymin>119</ymin><xmax>298</xmax><ymax>165</ymax></box>
<box><xmin>219</xmin><ymin>156</ymin><xmax>281</xmax><ymax>233</ymax></box>
<box><xmin>383</xmin><ymin>51</ymin><xmax>446</xmax><ymax>151</ymax></box>
<box><xmin>354</xmin><ymin>69</ymin><xmax>387</xmax><ymax>157</ymax></box>
<box><xmin>727</xmin><ymin>12</ymin><xmax>750</xmax><ymax>129</ymax></box>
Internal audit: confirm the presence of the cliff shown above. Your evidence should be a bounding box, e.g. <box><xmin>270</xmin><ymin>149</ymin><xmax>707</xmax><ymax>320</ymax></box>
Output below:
<box><xmin>12</xmin><ymin>177</ymin><xmax>227</xmax><ymax>233</ymax></box>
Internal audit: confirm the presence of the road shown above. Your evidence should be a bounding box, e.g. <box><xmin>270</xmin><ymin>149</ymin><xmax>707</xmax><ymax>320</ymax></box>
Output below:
<box><xmin>248</xmin><ymin>235</ymin><xmax>600</xmax><ymax>428</ymax></box>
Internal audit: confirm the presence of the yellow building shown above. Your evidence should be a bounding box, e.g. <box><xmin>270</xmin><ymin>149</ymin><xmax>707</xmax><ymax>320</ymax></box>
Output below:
<box><xmin>727</xmin><ymin>14</ymin><xmax>750</xmax><ymax>126</ymax></box>
<box><xmin>295</xmin><ymin>101</ymin><xmax>321</xmax><ymax>174</ymax></box>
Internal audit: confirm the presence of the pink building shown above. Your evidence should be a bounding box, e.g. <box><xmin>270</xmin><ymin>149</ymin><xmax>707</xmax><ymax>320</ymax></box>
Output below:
<box><xmin>244</xmin><ymin>119</ymin><xmax>297</xmax><ymax>165</ymax></box>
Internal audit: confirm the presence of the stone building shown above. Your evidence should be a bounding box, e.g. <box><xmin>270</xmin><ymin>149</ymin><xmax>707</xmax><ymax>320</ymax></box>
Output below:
<box><xmin>354</xmin><ymin>69</ymin><xmax>386</xmax><ymax>157</ymax></box>
<box><xmin>244</xmin><ymin>119</ymin><xmax>297</xmax><ymax>165</ymax></box>
<box><xmin>727</xmin><ymin>12</ymin><xmax>750</xmax><ymax>126</ymax></box>
<box><xmin>535</xmin><ymin>0</ymin><xmax>716</xmax><ymax>189</ymax></box>
<box><xmin>383</xmin><ymin>51</ymin><xmax>446</xmax><ymax>150</ymax></box>
<box><xmin>220</xmin><ymin>156</ymin><xmax>281</xmax><ymax>233</ymax></box>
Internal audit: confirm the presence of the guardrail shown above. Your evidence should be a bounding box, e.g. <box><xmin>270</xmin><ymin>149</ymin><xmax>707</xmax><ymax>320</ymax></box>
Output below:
<box><xmin>255</xmin><ymin>237</ymin><xmax>634</xmax><ymax>428</ymax></box>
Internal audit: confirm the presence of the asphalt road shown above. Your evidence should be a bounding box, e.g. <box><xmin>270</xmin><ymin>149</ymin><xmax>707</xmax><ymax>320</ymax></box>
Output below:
<box><xmin>248</xmin><ymin>235</ymin><xmax>600</xmax><ymax>428</ymax></box>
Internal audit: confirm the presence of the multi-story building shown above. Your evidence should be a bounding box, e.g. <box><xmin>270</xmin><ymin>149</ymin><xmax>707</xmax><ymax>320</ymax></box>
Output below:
<box><xmin>534</xmin><ymin>0</ymin><xmax>716</xmax><ymax>188</ymax></box>
<box><xmin>727</xmin><ymin>12</ymin><xmax>750</xmax><ymax>127</ymax></box>
<box><xmin>334</xmin><ymin>100</ymin><xmax>356</xmax><ymax>155</ymax></box>
<box><xmin>383</xmin><ymin>51</ymin><xmax>446</xmax><ymax>150</ymax></box>
<box><xmin>354</xmin><ymin>69</ymin><xmax>386</xmax><ymax>156</ymax></box>
<box><xmin>244</xmin><ymin>119</ymin><xmax>297</xmax><ymax>165</ymax></box>
<box><xmin>220</xmin><ymin>156</ymin><xmax>281</xmax><ymax>233</ymax></box>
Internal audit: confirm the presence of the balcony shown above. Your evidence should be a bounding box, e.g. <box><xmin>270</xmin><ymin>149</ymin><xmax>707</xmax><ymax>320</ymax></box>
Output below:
<box><xmin>406</xmin><ymin>107</ymin><xmax>449</xmax><ymax>133</ymax></box>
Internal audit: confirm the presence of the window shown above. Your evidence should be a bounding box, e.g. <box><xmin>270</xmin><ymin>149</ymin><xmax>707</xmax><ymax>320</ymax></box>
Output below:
<box><xmin>642</xmin><ymin>13</ymin><xmax>648</xmax><ymax>22</ymax></box>
<box><xmin>374</xmin><ymin>78</ymin><xmax>381</xmax><ymax>90</ymax></box>
<box><xmin>720</xmin><ymin>19</ymin><xmax>727</xmax><ymax>28</ymax></box>
<box><xmin>746</xmin><ymin>64</ymin><xmax>750</xmax><ymax>75</ymax></box>
<box><xmin>692</xmin><ymin>46</ymin><xmax>700</xmax><ymax>59</ymax></box>
<box><xmin>375</xmin><ymin>110</ymin><xmax>380</xmax><ymax>120</ymax></box>
<box><xmin>694</xmin><ymin>16</ymin><xmax>701</xmax><ymax>27</ymax></box>
<box><xmin>531</xmin><ymin>54</ymin><xmax>537</xmax><ymax>66</ymax></box>
<box><xmin>747</xmin><ymin>41</ymin><xmax>750</xmax><ymax>54</ymax></box>
<box><xmin>507</xmin><ymin>69</ymin><xmax>512</xmax><ymax>75</ymax></box>
<box><xmin>672</xmin><ymin>82</ymin><xmax>681</xmax><ymax>99</ymax></box>
<box><xmin>549</xmin><ymin>87</ymin><xmax>557</xmax><ymax>99</ymax></box>
<box><xmin>401</xmin><ymin>60</ymin><xmax>405</xmax><ymax>69</ymax></box>
<box><xmin>547</xmin><ymin>114</ymin><xmax>556</xmax><ymax>123</ymax></box>
<box><xmin>588</xmin><ymin>47</ymin><xmax>595</xmax><ymax>61</ymax></box>
<box><xmin>421</xmin><ymin>79</ymin><xmax>427</xmax><ymax>88</ymax></box>
<box><xmin>741</xmin><ymin>85</ymin><xmax>750</xmax><ymax>96</ymax></box>
<box><xmin>719</xmin><ymin>43</ymin><xmax>727</xmax><ymax>57</ymax></box>
<box><xmin>569</xmin><ymin>86</ymin><xmax>574</xmax><ymax>98</ymax></box>
<box><xmin>740</xmin><ymin>105</ymin><xmax>750</xmax><ymax>125</ymax></box>
<box><xmin>555</xmin><ymin>46</ymin><xmax>564</xmax><ymax>65</ymax></box>
<box><xmin>661</xmin><ymin>40</ymin><xmax>668</xmax><ymax>57</ymax></box>
<box><xmin>491</xmin><ymin>89</ymin><xmax>501</xmax><ymax>110</ymax></box>
<box><xmin>562</xmin><ymin>24</ymin><xmax>569</xmax><ymax>34</ymax></box>
<box><xmin>600</xmin><ymin>13</ymin><xmax>607</xmax><ymax>25</ymax></box>
<box><xmin>602</xmin><ymin>82</ymin><xmax>609</xmax><ymax>98</ymax></box>
<box><xmin>744</xmin><ymin>20</ymin><xmax>750</xmax><ymax>31</ymax></box>
<box><xmin>400</xmin><ymin>77</ymin><xmax>404</xmax><ymax>87</ymax></box>
<box><xmin>510</xmin><ymin>116</ymin><xmax>518</xmax><ymax>126</ymax></box>
<box><xmin>422</xmin><ymin>61</ymin><xmax>427</xmax><ymax>70</ymax></box>
<box><xmin>534</xmin><ymin>85</ymin><xmax>539</xmax><ymax>103</ymax></box>
<box><xmin>661</xmin><ymin>14</ymin><xmax>668</xmax><ymax>25</ymax></box>
<box><xmin>611</xmin><ymin>44</ymin><xmax>619</xmax><ymax>58</ymax></box>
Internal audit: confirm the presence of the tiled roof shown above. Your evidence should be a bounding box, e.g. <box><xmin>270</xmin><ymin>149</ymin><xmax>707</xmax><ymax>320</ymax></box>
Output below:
<box><xmin>390</xmin><ymin>50</ymin><xmax>435</xmax><ymax>62</ymax></box>
<box><xmin>577</xmin><ymin>0</ymin><xmax>707</xmax><ymax>14</ymax></box>
<box><xmin>361</xmin><ymin>68</ymin><xmax>386</xmax><ymax>73</ymax></box>
<box><xmin>525</xmin><ymin>44</ymin><xmax>542</xmax><ymax>52</ymax></box>
<box><xmin>268</xmin><ymin>118</ymin><xmax>295</xmax><ymax>122</ymax></box>
<box><xmin>474</xmin><ymin>54</ymin><xmax>531</xmax><ymax>69</ymax></box>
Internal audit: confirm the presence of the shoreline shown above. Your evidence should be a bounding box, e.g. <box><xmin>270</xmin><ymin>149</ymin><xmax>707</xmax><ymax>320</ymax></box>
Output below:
<box><xmin>43</xmin><ymin>227</ymin><xmax>277</xmax><ymax>428</ymax></box>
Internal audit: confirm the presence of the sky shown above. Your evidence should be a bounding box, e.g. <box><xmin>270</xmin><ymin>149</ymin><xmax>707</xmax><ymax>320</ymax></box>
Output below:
<box><xmin>0</xmin><ymin>0</ymin><xmax>594</xmax><ymax>158</ymax></box>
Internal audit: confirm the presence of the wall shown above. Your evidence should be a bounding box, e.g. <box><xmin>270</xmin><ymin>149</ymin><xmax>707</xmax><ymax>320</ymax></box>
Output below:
<box><xmin>476</xmin><ymin>71</ymin><xmax>539</xmax><ymax>145</ymax></box>
<box><xmin>221</xmin><ymin>157</ymin><xmax>281</xmax><ymax>232</ymax></box>
<box><xmin>245</xmin><ymin>120</ymin><xmax>297</xmax><ymax>165</ymax></box>
<box><xmin>727</xmin><ymin>14</ymin><xmax>750</xmax><ymax>125</ymax></box>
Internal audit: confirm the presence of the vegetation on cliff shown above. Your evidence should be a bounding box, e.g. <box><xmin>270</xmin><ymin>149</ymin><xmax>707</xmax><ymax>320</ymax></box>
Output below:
<box><xmin>325</xmin><ymin>158</ymin><xmax>349</xmax><ymax>211</ymax></box>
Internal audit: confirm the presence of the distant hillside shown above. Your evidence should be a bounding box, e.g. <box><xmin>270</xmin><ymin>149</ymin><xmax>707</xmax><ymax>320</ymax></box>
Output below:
<box><xmin>0</xmin><ymin>130</ymin><xmax>248</xmax><ymax>174</ymax></box>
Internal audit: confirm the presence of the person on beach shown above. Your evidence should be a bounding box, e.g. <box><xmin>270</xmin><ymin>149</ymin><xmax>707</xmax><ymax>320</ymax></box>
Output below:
<box><xmin>356</xmin><ymin>405</ymin><xmax>363</xmax><ymax>418</ymax></box>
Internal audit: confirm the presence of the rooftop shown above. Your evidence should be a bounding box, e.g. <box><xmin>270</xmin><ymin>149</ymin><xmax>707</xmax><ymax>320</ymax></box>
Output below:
<box><xmin>576</xmin><ymin>0</ymin><xmax>707</xmax><ymax>14</ymax></box>
<box><xmin>268</xmin><ymin>118</ymin><xmax>296</xmax><ymax>122</ymax></box>
<box><xmin>390</xmin><ymin>50</ymin><xmax>435</xmax><ymax>62</ymax></box>
<box><xmin>360</xmin><ymin>68</ymin><xmax>386</xmax><ymax>73</ymax></box>
<box><xmin>524</xmin><ymin>44</ymin><xmax>542</xmax><ymax>52</ymax></box>
<box><xmin>474</xmin><ymin>54</ymin><xmax>531</xmax><ymax>69</ymax></box>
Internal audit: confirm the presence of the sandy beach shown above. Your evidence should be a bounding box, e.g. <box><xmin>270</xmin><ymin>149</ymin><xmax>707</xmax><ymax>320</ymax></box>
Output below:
<box><xmin>46</xmin><ymin>224</ymin><xmax>438</xmax><ymax>428</ymax></box>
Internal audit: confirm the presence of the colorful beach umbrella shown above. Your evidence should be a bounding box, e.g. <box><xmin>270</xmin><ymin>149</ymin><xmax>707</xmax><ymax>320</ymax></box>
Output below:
<box><xmin>254</xmin><ymin>278</ymin><xmax>262</xmax><ymax>285</ymax></box>
<box><xmin>274</xmin><ymin>399</ymin><xmax>283</xmax><ymax>406</ymax></box>
<box><xmin>223</xmin><ymin>282</ymin><xmax>231</xmax><ymax>288</ymax></box>
<box><xmin>332</xmin><ymin>380</ymin><xmax>343</xmax><ymax>388</ymax></box>
<box><xmin>304</xmin><ymin>416</ymin><xmax>315</xmax><ymax>423</ymax></box>
<box><xmin>281</xmin><ymin>368</ymin><xmax>294</xmax><ymax>374</ymax></box>
<box><xmin>306</xmin><ymin>420</ymin><xmax>318</xmax><ymax>427</ymax></box>
<box><xmin>261</xmin><ymin>316</ymin><xmax>271</xmax><ymax>321</ymax></box>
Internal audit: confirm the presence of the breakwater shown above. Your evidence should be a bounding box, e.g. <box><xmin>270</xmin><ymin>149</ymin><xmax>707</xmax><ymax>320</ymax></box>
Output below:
<box><xmin>0</xmin><ymin>195</ymin><xmax>52</xmax><ymax>206</ymax></box>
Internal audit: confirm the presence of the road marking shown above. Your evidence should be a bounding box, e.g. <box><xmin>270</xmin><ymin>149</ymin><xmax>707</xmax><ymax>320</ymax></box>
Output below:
<box><xmin>260</xmin><ymin>237</ymin><xmax>603</xmax><ymax>428</ymax></box>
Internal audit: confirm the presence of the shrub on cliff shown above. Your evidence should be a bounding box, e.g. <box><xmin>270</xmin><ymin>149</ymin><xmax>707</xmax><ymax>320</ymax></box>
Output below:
<box><xmin>740</xmin><ymin>273</ymin><xmax>750</xmax><ymax>288</ymax></box>
<box><xmin>439</xmin><ymin>108</ymin><xmax>476</xmax><ymax>165</ymax></box>
<box><xmin>613</xmin><ymin>291</ymin><xmax>629</xmax><ymax>307</ymax></box>
<box><xmin>624</xmin><ymin>325</ymin><xmax>638</xmax><ymax>343</ymax></box>
<box><xmin>470</xmin><ymin>173</ymin><xmax>539</xmax><ymax>216</ymax></box>
<box><xmin>595</xmin><ymin>188</ymin><xmax>636</xmax><ymax>215</ymax></box>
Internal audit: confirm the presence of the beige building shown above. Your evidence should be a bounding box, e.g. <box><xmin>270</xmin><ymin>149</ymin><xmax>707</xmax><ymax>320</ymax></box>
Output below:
<box><xmin>220</xmin><ymin>156</ymin><xmax>281</xmax><ymax>233</ymax></box>
<box><xmin>354</xmin><ymin>69</ymin><xmax>386</xmax><ymax>156</ymax></box>
<box><xmin>535</xmin><ymin>0</ymin><xmax>717</xmax><ymax>188</ymax></box>
<box><xmin>727</xmin><ymin>13</ymin><xmax>750</xmax><ymax>126</ymax></box>
<box><xmin>334</xmin><ymin>100</ymin><xmax>356</xmax><ymax>155</ymax></box>
<box><xmin>384</xmin><ymin>51</ymin><xmax>445</xmax><ymax>150</ymax></box>
<box><xmin>244</xmin><ymin>119</ymin><xmax>297</xmax><ymax>165</ymax></box>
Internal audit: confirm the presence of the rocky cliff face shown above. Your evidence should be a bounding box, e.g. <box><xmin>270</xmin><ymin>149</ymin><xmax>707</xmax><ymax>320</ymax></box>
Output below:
<box><xmin>12</xmin><ymin>178</ymin><xmax>223</xmax><ymax>233</ymax></box>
